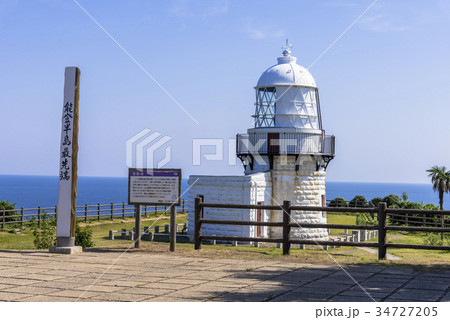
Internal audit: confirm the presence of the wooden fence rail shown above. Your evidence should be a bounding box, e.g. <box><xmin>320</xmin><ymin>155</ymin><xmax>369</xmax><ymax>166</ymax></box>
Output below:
<box><xmin>0</xmin><ymin>199</ymin><xmax>188</xmax><ymax>229</ymax></box>
<box><xmin>194</xmin><ymin>197</ymin><xmax>450</xmax><ymax>260</ymax></box>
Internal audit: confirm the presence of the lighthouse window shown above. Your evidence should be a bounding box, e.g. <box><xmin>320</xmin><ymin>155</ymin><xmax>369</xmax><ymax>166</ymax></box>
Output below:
<box><xmin>254</xmin><ymin>87</ymin><xmax>276</xmax><ymax>128</ymax></box>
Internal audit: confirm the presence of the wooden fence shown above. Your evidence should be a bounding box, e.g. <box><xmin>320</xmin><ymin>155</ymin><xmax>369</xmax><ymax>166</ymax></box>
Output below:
<box><xmin>387</xmin><ymin>211</ymin><xmax>449</xmax><ymax>228</ymax></box>
<box><xmin>0</xmin><ymin>199</ymin><xmax>187</xmax><ymax>229</ymax></box>
<box><xmin>193</xmin><ymin>197</ymin><xmax>450</xmax><ymax>260</ymax></box>
<box><xmin>326</xmin><ymin>201</ymin><xmax>449</xmax><ymax>228</ymax></box>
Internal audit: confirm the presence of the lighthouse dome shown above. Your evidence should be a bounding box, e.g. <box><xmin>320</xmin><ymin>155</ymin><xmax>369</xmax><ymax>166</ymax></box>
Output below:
<box><xmin>256</xmin><ymin>50</ymin><xmax>316</xmax><ymax>88</ymax></box>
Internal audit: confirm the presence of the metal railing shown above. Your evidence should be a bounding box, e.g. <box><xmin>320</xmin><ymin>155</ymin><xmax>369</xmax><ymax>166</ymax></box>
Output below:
<box><xmin>236</xmin><ymin>132</ymin><xmax>335</xmax><ymax>156</ymax></box>
<box><xmin>0</xmin><ymin>199</ymin><xmax>188</xmax><ymax>228</ymax></box>
<box><xmin>194</xmin><ymin>197</ymin><xmax>450</xmax><ymax>260</ymax></box>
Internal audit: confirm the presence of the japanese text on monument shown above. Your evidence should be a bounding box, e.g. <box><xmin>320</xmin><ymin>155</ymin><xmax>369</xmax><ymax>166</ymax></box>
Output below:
<box><xmin>60</xmin><ymin>102</ymin><xmax>73</xmax><ymax>180</ymax></box>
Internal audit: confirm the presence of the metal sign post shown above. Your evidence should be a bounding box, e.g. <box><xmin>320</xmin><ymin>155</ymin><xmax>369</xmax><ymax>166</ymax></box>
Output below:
<box><xmin>50</xmin><ymin>67</ymin><xmax>82</xmax><ymax>254</ymax></box>
<box><xmin>128</xmin><ymin>168</ymin><xmax>182</xmax><ymax>251</ymax></box>
<box><xmin>170</xmin><ymin>205</ymin><xmax>176</xmax><ymax>252</ymax></box>
<box><xmin>135</xmin><ymin>205</ymin><xmax>141</xmax><ymax>248</ymax></box>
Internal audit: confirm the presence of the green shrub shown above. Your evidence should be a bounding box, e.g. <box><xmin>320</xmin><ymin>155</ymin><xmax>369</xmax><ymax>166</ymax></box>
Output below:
<box><xmin>328</xmin><ymin>197</ymin><xmax>348</xmax><ymax>207</ymax></box>
<box><xmin>349</xmin><ymin>195</ymin><xmax>368</xmax><ymax>207</ymax></box>
<box><xmin>423</xmin><ymin>203</ymin><xmax>439</xmax><ymax>210</ymax></box>
<box><xmin>423</xmin><ymin>234</ymin><xmax>449</xmax><ymax>246</ymax></box>
<box><xmin>356</xmin><ymin>212</ymin><xmax>376</xmax><ymax>225</ymax></box>
<box><xmin>382</xmin><ymin>194</ymin><xmax>402</xmax><ymax>208</ymax></box>
<box><xmin>369</xmin><ymin>197</ymin><xmax>383</xmax><ymax>207</ymax></box>
<box><xmin>400</xmin><ymin>201</ymin><xmax>422</xmax><ymax>210</ymax></box>
<box><xmin>75</xmin><ymin>223</ymin><xmax>94</xmax><ymax>248</ymax></box>
<box><xmin>394</xmin><ymin>202</ymin><xmax>444</xmax><ymax>226</ymax></box>
<box><xmin>401</xmin><ymin>191</ymin><xmax>409</xmax><ymax>201</ymax></box>
<box><xmin>30</xmin><ymin>213</ymin><xmax>56</xmax><ymax>249</ymax></box>
<box><xmin>0</xmin><ymin>200</ymin><xmax>19</xmax><ymax>224</ymax></box>
<box><xmin>30</xmin><ymin>216</ymin><xmax>94</xmax><ymax>249</ymax></box>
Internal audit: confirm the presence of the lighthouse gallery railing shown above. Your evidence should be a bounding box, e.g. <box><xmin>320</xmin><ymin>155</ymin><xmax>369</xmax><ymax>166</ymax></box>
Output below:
<box><xmin>236</xmin><ymin>132</ymin><xmax>335</xmax><ymax>156</ymax></box>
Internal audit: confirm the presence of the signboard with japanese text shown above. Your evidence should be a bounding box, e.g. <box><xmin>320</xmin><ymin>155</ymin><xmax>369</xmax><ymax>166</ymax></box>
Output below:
<box><xmin>128</xmin><ymin>168</ymin><xmax>182</xmax><ymax>206</ymax></box>
<box><xmin>56</xmin><ymin>67</ymin><xmax>80</xmax><ymax>241</ymax></box>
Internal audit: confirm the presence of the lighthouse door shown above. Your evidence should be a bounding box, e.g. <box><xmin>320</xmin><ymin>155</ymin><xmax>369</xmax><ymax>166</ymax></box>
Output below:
<box><xmin>268</xmin><ymin>132</ymin><xmax>280</xmax><ymax>154</ymax></box>
<box><xmin>256</xmin><ymin>202</ymin><xmax>263</xmax><ymax>237</ymax></box>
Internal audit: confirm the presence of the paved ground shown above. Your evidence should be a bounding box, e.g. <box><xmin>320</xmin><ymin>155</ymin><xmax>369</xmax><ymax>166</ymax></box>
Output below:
<box><xmin>0</xmin><ymin>249</ymin><xmax>449</xmax><ymax>302</ymax></box>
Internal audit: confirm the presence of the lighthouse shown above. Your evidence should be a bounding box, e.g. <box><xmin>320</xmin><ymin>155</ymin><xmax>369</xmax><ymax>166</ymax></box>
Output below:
<box><xmin>188</xmin><ymin>42</ymin><xmax>335</xmax><ymax>241</ymax></box>
<box><xmin>236</xmin><ymin>42</ymin><xmax>335</xmax><ymax>239</ymax></box>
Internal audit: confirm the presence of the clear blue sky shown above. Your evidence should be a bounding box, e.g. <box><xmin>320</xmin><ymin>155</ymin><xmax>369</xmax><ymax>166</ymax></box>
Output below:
<box><xmin>1</xmin><ymin>0</ymin><xmax>450</xmax><ymax>183</ymax></box>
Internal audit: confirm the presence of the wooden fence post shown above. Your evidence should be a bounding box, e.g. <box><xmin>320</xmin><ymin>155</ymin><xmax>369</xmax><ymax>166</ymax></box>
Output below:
<box><xmin>122</xmin><ymin>202</ymin><xmax>125</xmax><ymax>219</ymax></box>
<box><xmin>1</xmin><ymin>209</ymin><xmax>5</xmax><ymax>229</ymax></box>
<box><xmin>97</xmin><ymin>203</ymin><xmax>101</xmax><ymax>221</ymax></box>
<box><xmin>155</xmin><ymin>206</ymin><xmax>158</xmax><ymax>216</ymax></box>
<box><xmin>84</xmin><ymin>204</ymin><xmax>88</xmax><ymax>222</ymax></box>
<box><xmin>194</xmin><ymin>196</ymin><xmax>204</xmax><ymax>250</ymax></box>
<box><xmin>441</xmin><ymin>214</ymin><xmax>445</xmax><ymax>241</ymax></box>
<box><xmin>282</xmin><ymin>200</ymin><xmax>291</xmax><ymax>255</ymax></box>
<box><xmin>144</xmin><ymin>205</ymin><xmax>148</xmax><ymax>218</ymax></box>
<box><xmin>182</xmin><ymin>199</ymin><xmax>185</xmax><ymax>213</ymax></box>
<box><xmin>21</xmin><ymin>207</ymin><xmax>24</xmax><ymax>227</ymax></box>
<box><xmin>37</xmin><ymin>206</ymin><xmax>41</xmax><ymax>228</ymax></box>
<box><xmin>110</xmin><ymin>203</ymin><xmax>114</xmax><ymax>221</ymax></box>
<box><xmin>378</xmin><ymin>202</ymin><xmax>387</xmax><ymax>260</ymax></box>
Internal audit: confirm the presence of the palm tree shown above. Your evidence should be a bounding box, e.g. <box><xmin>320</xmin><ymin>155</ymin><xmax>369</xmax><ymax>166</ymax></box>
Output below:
<box><xmin>426</xmin><ymin>166</ymin><xmax>450</xmax><ymax>210</ymax></box>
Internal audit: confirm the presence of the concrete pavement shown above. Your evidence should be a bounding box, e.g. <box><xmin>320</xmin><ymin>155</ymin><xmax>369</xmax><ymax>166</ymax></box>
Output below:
<box><xmin>0</xmin><ymin>249</ymin><xmax>448</xmax><ymax>302</ymax></box>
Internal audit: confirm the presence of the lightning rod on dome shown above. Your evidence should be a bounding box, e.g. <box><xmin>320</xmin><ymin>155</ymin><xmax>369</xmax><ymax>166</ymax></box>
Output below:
<box><xmin>282</xmin><ymin>39</ymin><xmax>293</xmax><ymax>55</ymax></box>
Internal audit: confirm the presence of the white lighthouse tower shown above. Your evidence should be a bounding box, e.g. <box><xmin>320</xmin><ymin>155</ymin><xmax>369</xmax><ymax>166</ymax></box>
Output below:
<box><xmin>236</xmin><ymin>41</ymin><xmax>335</xmax><ymax>240</ymax></box>
<box><xmin>188</xmin><ymin>42</ymin><xmax>335</xmax><ymax>241</ymax></box>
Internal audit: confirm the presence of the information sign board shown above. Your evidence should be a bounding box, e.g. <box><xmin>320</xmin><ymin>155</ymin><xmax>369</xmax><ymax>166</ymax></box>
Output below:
<box><xmin>128</xmin><ymin>168</ymin><xmax>182</xmax><ymax>206</ymax></box>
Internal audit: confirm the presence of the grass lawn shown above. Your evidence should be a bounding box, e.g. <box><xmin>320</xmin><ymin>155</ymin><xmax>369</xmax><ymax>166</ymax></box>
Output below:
<box><xmin>326</xmin><ymin>213</ymin><xmax>357</xmax><ymax>235</ymax></box>
<box><xmin>0</xmin><ymin>212</ymin><xmax>189</xmax><ymax>250</ymax></box>
<box><xmin>0</xmin><ymin>229</ymin><xmax>35</xmax><ymax>250</ymax></box>
<box><xmin>0</xmin><ymin>212</ymin><xmax>448</xmax><ymax>267</ymax></box>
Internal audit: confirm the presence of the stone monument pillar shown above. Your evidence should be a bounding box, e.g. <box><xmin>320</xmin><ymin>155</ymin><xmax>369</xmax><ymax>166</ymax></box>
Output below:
<box><xmin>50</xmin><ymin>67</ymin><xmax>82</xmax><ymax>254</ymax></box>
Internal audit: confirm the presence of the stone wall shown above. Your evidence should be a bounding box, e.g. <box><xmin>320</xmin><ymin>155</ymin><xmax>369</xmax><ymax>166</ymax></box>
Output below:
<box><xmin>187</xmin><ymin>173</ymin><xmax>272</xmax><ymax>238</ymax></box>
<box><xmin>269</xmin><ymin>155</ymin><xmax>328</xmax><ymax>240</ymax></box>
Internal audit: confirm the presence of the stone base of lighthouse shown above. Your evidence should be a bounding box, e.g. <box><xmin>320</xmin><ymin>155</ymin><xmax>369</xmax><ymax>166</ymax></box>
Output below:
<box><xmin>186</xmin><ymin>155</ymin><xmax>329</xmax><ymax>241</ymax></box>
<box><xmin>269</xmin><ymin>155</ymin><xmax>328</xmax><ymax>240</ymax></box>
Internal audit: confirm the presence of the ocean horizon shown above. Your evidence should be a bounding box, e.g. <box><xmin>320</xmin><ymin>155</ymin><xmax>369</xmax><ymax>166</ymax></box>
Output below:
<box><xmin>0</xmin><ymin>174</ymin><xmax>447</xmax><ymax>210</ymax></box>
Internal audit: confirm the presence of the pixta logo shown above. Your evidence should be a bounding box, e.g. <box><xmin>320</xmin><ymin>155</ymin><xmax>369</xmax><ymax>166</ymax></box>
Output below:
<box><xmin>126</xmin><ymin>129</ymin><xmax>172</xmax><ymax>168</ymax></box>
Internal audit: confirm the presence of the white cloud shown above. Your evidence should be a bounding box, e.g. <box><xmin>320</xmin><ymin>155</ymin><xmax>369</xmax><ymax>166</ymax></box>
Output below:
<box><xmin>320</xmin><ymin>1</ymin><xmax>410</xmax><ymax>33</ymax></box>
<box><xmin>319</xmin><ymin>0</ymin><xmax>359</xmax><ymax>8</ymax></box>
<box><xmin>169</xmin><ymin>0</ymin><xmax>229</xmax><ymax>18</ymax></box>
<box><xmin>243</xmin><ymin>21</ymin><xmax>286</xmax><ymax>40</ymax></box>
<box><xmin>361</xmin><ymin>14</ymin><xmax>408</xmax><ymax>32</ymax></box>
<box><xmin>203</xmin><ymin>0</ymin><xmax>229</xmax><ymax>17</ymax></box>
<box><xmin>170</xmin><ymin>0</ymin><xmax>194</xmax><ymax>17</ymax></box>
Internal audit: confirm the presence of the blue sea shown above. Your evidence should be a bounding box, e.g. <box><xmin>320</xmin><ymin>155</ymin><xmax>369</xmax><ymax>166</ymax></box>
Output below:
<box><xmin>0</xmin><ymin>175</ymin><xmax>446</xmax><ymax>209</ymax></box>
